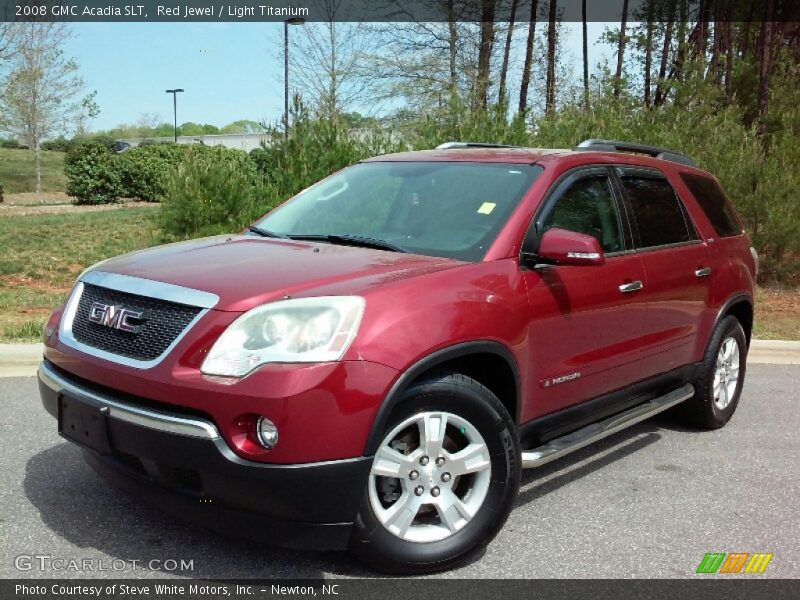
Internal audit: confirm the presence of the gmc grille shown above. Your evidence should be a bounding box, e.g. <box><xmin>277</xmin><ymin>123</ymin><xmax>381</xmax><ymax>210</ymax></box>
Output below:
<box><xmin>71</xmin><ymin>283</ymin><xmax>202</xmax><ymax>362</ymax></box>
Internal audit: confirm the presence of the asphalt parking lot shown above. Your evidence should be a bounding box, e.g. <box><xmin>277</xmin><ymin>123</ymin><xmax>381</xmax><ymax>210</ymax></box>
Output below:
<box><xmin>1</xmin><ymin>363</ymin><xmax>797</xmax><ymax>579</ymax></box>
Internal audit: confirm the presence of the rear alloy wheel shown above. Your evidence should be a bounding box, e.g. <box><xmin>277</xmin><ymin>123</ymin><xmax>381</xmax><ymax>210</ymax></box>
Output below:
<box><xmin>351</xmin><ymin>372</ymin><xmax>520</xmax><ymax>574</ymax></box>
<box><xmin>712</xmin><ymin>337</ymin><xmax>741</xmax><ymax>411</ymax></box>
<box><xmin>681</xmin><ymin>315</ymin><xmax>747</xmax><ymax>429</ymax></box>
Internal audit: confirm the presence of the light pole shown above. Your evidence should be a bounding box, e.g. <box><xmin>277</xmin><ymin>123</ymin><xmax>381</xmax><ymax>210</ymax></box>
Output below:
<box><xmin>284</xmin><ymin>17</ymin><xmax>305</xmax><ymax>138</ymax></box>
<box><xmin>165</xmin><ymin>88</ymin><xmax>184</xmax><ymax>143</ymax></box>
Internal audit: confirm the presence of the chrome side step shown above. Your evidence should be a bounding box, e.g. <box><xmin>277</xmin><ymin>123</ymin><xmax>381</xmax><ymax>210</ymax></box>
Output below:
<box><xmin>521</xmin><ymin>383</ymin><xmax>694</xmax><ymax>469</ymax></box>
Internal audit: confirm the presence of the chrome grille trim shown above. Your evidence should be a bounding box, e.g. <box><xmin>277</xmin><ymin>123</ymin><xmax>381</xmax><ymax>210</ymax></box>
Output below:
<box><xmin>59</xmin><ymin>272</ymin><xmax>219</xmax><ymax>369</ymax></box>
<box><xmin>81</xmin><ymin>271</ymin><xmax>219</xmax><ymax>309</ymax></box>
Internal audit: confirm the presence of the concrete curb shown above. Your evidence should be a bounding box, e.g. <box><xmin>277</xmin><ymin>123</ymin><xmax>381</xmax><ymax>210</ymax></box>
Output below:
<box><xmin>1</xmin><ymin>339</ymin><xmax>799</xmax><ymax>378</ymax></box>
<box><xmin>0</xmin><ymin>343</ymin><xmax>44</xmax><ymax>378</ymax></box>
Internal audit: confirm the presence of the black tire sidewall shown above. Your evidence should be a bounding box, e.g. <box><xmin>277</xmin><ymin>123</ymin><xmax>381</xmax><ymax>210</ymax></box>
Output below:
<box><xmin>699</xmin><ymin>317</ymin><xmax>748</xmax><ymax>427</ymax></box>
<box><xmin>351</xmin><ymin>375</ymin><xmax>520</xmax><ymax>573</ymax></box>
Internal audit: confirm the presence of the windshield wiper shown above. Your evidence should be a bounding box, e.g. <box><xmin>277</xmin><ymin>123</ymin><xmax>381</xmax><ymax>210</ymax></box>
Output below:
<box><xmin>287</xmin><ymin>234</ymin><xmax>406</xmax><ymax>253</ymax></box>
<box><xmin>247</xmin><ymin>225</ymin><xmax>288</xmax><ymax>239</ymax></box>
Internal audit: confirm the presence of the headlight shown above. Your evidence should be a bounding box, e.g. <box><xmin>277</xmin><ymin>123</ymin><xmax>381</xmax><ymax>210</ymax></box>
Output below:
<box><xmin>201</xmin><ymin>296</ymin><xmax>365</xmax><ymax>377</ymax></box>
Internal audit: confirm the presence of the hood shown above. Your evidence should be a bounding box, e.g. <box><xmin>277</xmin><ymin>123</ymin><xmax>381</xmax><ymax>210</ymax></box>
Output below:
<box><xmin>92</xmin><ymin>235</ymin><xmax>463</xmax><ymax>312</ymax></box>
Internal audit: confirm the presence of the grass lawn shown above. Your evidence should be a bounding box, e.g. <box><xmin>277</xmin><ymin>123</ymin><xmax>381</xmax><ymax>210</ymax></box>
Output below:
<box><xmin>0</xmin><ymin>148</ymin><xmax>66</xmax><ymax>194</ymax></box>
<box><xmin>0</xmin><ymin>208</ymin><xmax>161</xmax><ymax>341</ymax></box>
<box><xmin>753</xmin><ymin>286</ymin><xmax>800</xmax><ymax>341</ymax></box>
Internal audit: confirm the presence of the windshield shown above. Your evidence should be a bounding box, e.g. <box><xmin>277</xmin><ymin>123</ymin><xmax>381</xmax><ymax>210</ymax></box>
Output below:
<box><xmin>255</xmin><ymin>161</ymin><xmax>542</xmax><ymax>262</ymax></box>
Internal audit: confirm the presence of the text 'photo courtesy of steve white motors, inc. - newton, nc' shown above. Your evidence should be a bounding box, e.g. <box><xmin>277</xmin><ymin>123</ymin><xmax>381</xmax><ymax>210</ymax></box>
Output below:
<box><xmin>11</xmin><ymin>4</ymin><xmax>309</xmax><ymax>19</ymax></box>
<box><xmin>15</xmin><ymin>583</ymin><xmax>340</xmax><ymax>597</ymax></box>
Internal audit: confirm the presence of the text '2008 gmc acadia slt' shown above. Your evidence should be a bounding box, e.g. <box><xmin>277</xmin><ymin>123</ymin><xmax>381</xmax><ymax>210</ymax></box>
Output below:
<box><xmin>38</xmin><ymin>139</ymin><xmax>757</xmax><ymax>573</ymax></box>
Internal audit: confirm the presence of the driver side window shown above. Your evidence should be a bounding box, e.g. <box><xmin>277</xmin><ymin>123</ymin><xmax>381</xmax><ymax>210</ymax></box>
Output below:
<box><xmin>542</xmin><ymin>175</ymin><xmax>624</xmax><ymax>253</ymax></box>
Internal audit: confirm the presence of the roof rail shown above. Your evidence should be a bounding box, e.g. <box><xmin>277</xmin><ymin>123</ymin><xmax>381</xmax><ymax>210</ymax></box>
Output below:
<box><xmin>436</xmin><ymin>141</ymin><xmax>523</xmax><ymax>150</ymax></box>
<box><xmin>574</xmin><ymin>139</ymin><xmax>696</xmax><ymax>167</ymax></box>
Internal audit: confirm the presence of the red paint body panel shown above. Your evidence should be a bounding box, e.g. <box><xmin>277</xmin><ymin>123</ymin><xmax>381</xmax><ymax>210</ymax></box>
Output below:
<box><xmin>42</xmin><ymin>148</ymin><xmax>756</xmax><ymax>466</ymax></box>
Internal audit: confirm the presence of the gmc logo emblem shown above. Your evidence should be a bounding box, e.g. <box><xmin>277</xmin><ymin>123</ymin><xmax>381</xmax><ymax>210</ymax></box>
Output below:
<box><xmin>88</xmin><ymin>302</ymin><xmax>147</xmax><ymax>334</ymax></box>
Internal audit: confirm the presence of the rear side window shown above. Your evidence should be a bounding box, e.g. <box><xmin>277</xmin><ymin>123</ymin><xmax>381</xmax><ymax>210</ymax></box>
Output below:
<box><xmin>621</xmin><ymin>177</ymin><xmax>695</xmax><ymax>248</ymax></box>
<box><xmin>680</xmin><ymin>173</ymin><xmax>742</xmax><ymax>237</ymax></box>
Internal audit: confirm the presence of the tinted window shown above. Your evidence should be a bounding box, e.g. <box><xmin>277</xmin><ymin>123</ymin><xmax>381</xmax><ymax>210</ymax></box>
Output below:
<box><xmin>542</xmin><ymin>176</ymin><xmax>625</xmax><ymax>253</ymax></box>
<box><xmin>257</xmin><ymin>162</ymin><xmax>541</xmax><ymax>262</ymax></box>
<box><xmin>622</xmin><ymin>177</ymin><xmax>694</xmax><ymax>248</ymax></box>
<box><xmin>680</xmin><ymin>173</ymin><xmax>741</xmax><ymax>237</ymax></box>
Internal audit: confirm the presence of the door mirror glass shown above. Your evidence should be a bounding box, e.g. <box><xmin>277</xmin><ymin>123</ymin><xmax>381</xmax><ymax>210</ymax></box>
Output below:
<box><xmin>535</xmin><ymin>228</ymin><xmax>605</xmax><ymax>266</ymax></box>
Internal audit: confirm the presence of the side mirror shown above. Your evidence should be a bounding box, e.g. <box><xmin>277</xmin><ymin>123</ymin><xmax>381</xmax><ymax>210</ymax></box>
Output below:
<box><xmin>529</xmin><ymin>228</ymin><xmax>605</xmax><ymax>266</ymax></box>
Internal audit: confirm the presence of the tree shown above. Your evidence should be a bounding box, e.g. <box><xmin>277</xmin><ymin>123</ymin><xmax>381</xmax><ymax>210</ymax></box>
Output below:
<box><xmin>582</xmin><ymin>0</ymin><xmax>589</xmax><ymax>109</ymax></box>
<box><xmin>0</xmin><ymin>23</ymin><xmax>94</xmax><ymax>193</ymax></box>
<box><xmin>518</xmin><ymin>0</ymin><xmax>539</xmax><ymax>114</ymax></box>
<box><xmin>545</xmin><ymin>0</ymin><xmax>558</xmax><ymax>115</ymax></box>
<box><xmin>474</xmin><ymin>0</ymin><xmax>497</xmax><ymax>110</ymax></box>
<box><xmin>221</xmin><ymin>119</ymin><xmax>265</xmax><ymax>134</ymax></box>
<box><xmin>654</xmin><ymin>0</ymin><xmax>676</xmax><ymax>105</ymax></box>
<box><xmin>643</xmin><ymin>0</ymin><xmax>654</xmax><ymax>106</ymax></box>
<box><xmin>287</xmin><ymin>0</ymin><xmax>378</xmax><ymax>117</ymax></box>
<box><xmin>613</xmin><ymin>0</ymin><xmax>630</xmax><ymax>98</ymax></box>
<box><xmin>0</xmin><ymin>22</ymin><xmax>18</xmax><ymax>62</ymax></box>
<box><xmin>756</xmin><ymin>0</ymin><xmax>775</xmax><ymax>137</ymax></box>
<box><xmin>498</xmin><ymin>0</ymin><xmax>518</xmax><ymax>105</ymax></box>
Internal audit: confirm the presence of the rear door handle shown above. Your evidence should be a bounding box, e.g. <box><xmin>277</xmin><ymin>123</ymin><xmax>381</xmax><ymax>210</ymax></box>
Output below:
<box><xmin>695</xmin><ymin>267</ymin><xmax>712</xmax><ymax>278</ymax></box>
<box><xmin>618</xmin><ymin>281</ymin><xmax>644</xmax><ymax>293</ymax></box>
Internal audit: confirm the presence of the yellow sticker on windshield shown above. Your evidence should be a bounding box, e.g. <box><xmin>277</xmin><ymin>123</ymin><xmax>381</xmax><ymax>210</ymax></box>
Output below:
<box><xmin>477</xmin><ymin>202</ymin><xmax>496</xmax><ymax>215</ymax></box>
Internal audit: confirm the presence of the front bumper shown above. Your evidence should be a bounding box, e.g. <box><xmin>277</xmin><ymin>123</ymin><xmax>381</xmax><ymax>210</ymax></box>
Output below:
<box><xmin>38</xmin><ymin>360</ymin><xmax>372</xmax><ymax>551</ymax></box>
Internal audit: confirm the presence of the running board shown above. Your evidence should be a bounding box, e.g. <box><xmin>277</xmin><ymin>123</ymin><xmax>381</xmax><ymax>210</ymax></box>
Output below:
<box><xmin>521</xmin><ymin>383</ymin><xmax>694</xmax><ymax>469</ymax></box>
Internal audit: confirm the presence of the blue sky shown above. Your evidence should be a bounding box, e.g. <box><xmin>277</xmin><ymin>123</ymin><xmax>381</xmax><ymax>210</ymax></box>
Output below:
<box><xmin>65</xmin><ymin>22</ymin><xmax>616</xmax><ymax>132</ymax></box>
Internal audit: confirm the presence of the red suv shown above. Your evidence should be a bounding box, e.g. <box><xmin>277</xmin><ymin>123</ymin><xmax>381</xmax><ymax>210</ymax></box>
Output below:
<box><xmin>39</xmin><ymin>140</ymin><xmax>757</xmax><ymax>573</ymax></box>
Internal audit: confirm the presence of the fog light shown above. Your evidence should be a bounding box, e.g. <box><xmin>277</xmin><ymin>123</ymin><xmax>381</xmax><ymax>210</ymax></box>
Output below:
<box><xmin>256</xmin><ymin>417</ymin><xmax>279</xmax><ymax>449</ymax></box>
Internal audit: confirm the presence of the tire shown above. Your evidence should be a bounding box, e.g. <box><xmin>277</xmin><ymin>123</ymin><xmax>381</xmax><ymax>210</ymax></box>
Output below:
<box><xmin>350</xmin><ymin>372</ymin><xmax>521</xmax><ymax>574</ymax></box>
<box><xmin>680</xmin><ymin>316</ymin><xmax>747</xmax><ymax>429</ymax></box>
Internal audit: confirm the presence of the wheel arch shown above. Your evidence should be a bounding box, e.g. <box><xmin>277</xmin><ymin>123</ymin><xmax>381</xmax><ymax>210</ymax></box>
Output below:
<box><xmin>716</xmin><ymin>293</ymin><xmax>754</xmax><ymax>346</ymax></box>
<box><xmin>362</xmin><ymin>341</ymin><xmax>520</xmax><ymax>455</ymax></box>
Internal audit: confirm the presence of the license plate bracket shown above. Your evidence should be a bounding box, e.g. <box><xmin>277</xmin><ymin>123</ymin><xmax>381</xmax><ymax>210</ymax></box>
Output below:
<box><xmin>58</xmin><ymin>394</ymin><xmax>111</xmax><ymax>454</ymax></box>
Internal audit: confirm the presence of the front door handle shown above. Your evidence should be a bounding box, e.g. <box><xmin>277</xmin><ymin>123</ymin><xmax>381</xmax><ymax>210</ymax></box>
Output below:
<box><xmin>695</xmin><ymin>267</ymin><xmax>712</xmax><ymax>278</ymax></box>
<box><xmin>618</xmin><ymin>280</ymin><xmax>644</xmax><ymax>293</ymax></box>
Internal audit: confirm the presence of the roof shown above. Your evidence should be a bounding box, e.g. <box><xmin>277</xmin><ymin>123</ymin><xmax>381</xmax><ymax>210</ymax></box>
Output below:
<box><xmin>362</xmin><ymin>147</ymin><xmax>711</xmax><ymax>175</ymax></box>
<box><xmin>362</xmin><ymin>148</ymin><xmax>574</xmax><ymax>164</ymax></box>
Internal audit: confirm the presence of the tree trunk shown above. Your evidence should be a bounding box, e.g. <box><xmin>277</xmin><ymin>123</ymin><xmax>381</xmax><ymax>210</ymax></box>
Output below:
<box><xmin>582</xmin><ymin>0</ymin><xmax>589</xmax><ymax>109</ymax></box>
<box><xmin>498</xmin><ymin>0</ymin><xmax>518</xmax><ymax>105</ymax></box>
<box><xmin>474</xmin><ymin>0</ymin><xmax>497</xmax><ymax>110</ymax></box>
<box><xmin>724</xmin><ymin>1</ymin><xmax>734</xmax><ymax>101</ymax></box>
<box><xmin>613</xmin><ymin>0</ymin><xmax>629</xmax><ymax>98</ymax></box>
<box><xmin>644</xmin><ymin>0</ymin><xmax>654</xmax><ymax>106</ymax></box>
<box><xmin>709</xmin><ymin>0</ymin><xmax>720</xmax><ymax>82</ymax></box>
<box><xmin>448</xmin><ymin>0</ymin><xmax>458</xmax><ymax>97</ymax></box>
<box><xmin>756</xmin><ymin>0</ymin><xmax>775</xmax><ymax>138</ymax></box>
<box><xmin>654</xmin><ymin>0</ymin><xmax>675</xmax><ymax>105</ymax></box>
<box><xmin>34</xmin><ymin>137</ymin><xmax>41</xmax><ymax>194</ymax></box>
<box><xmin>545</xmin><ymin>0</ymin><xmax>557</xmax><ymax>115</ymax></box>
<box><xmin>740</xmin><ymin>3</ymin><xmax>755</xmax><ymax>59</ymax></box>
<box><xmin>518</xmin><ymin>0</ymin><xmax>538</xmax><ymax>114</ymax></box>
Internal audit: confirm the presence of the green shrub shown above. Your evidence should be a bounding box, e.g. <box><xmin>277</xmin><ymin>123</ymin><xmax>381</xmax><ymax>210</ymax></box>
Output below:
<box><xmin>251</xmin><ymin>100</ymin><xmax>401</xmax><ymax>200</ymax></box>
<box><xmin>41</xmin><ymin>136</ymin><xmax>73</xmax><ymax>152</ymax></box>
<box><xmin>0</xmin><ymin>138</ymin><xmax>25</xmax><ymax>149</ymax></box>
<box><xmin>160</xmin><ymin>146</ymin><xmax>274</xmax><ymax>237</ymax></box>
<box><xmin>117</xmin><ymin>144</ymin><xmax>185</xmax><ymax>202</ymax></box>
<box><xmin>64</xmin><ymin>140</ymin><xmax>122</xmax><ymax>205</ymax></box>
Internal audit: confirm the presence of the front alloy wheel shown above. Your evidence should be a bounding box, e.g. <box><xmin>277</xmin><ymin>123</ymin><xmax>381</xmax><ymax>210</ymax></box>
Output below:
<box><xmin>368</xmin><ymin>411</ymin><xmax>492</xmax><ymax>543</ymax></box>
<box><xmin>350</xmin><ymin>372</ymin><xmax>520</xmax><ymax>574</ymax></box>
